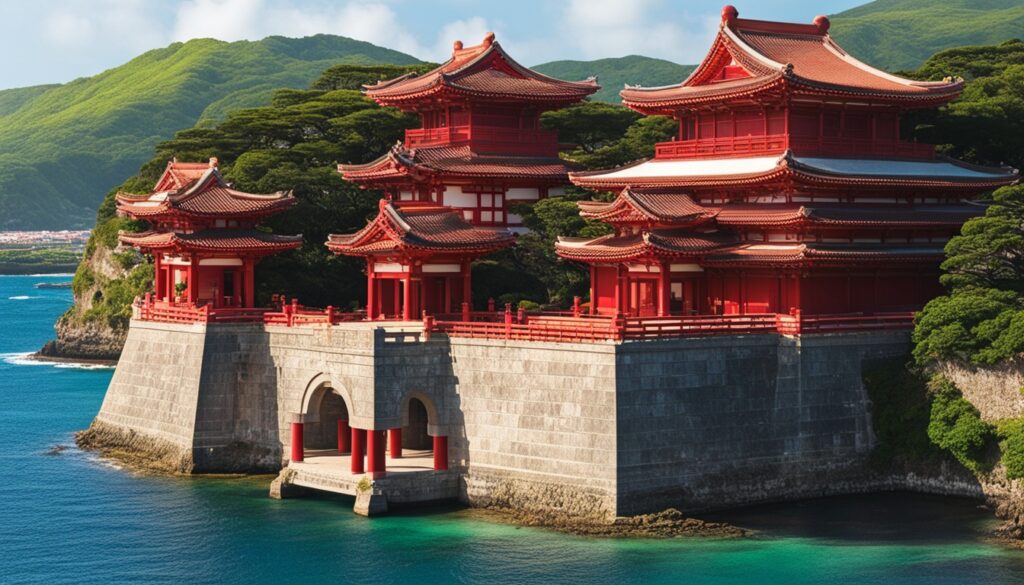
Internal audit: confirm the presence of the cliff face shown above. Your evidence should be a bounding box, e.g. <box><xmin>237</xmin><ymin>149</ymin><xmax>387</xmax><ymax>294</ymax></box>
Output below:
<box><xmin>941</xmin><ymin>361</ymin><xmax>1024</xmax><ymax>540</ymax></box>
<box><xmin>38</xmin><ymin>225</ymin><xmax>150</xmax><ymax>362</ymax></box>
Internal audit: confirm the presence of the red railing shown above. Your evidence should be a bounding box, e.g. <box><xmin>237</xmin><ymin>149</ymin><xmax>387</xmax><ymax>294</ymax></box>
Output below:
<box><xmin>656</xmin><ymin>135</ymin><xmax>788</xmax><ymax>159</ymax></box>
<box><xmin>654</xmin><ymin>134</ymin><xmax>935</xmax><ymax>160</ymax></box>
<box><xmin>134</xmin><ymin>296</ymin><xmax>914</xmax><ymax>341</ymax></box>
<box><xmin>404</xmin><ymin>126</ymin><xmax>560</xmax><ymax>155</ymax></box>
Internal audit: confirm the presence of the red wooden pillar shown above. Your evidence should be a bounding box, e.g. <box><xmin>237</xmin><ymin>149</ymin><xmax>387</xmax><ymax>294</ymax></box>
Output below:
<box><xmin>244</xmin><ymin>257</ymin><xmax>255</xmax><ymax>307</ymax></box>
<box><xmin>337</xmin><ymin>419</ymin><xmax>350</xmax><ymax>453</ymax></box>
<box><xmin>657</xmin><ymin>262</ymin><xmax>670</xmax><ymax>316</ymax></box>
<box><xmin>433</xmin><ymin>436</ymin><xmax>448</xmax><ymax>471</ymax></box>
<box><xmin>290</xmin><ymin>422</ymin><xmax>304</xmax><ymax>463</ymax></box>
<box><xmin>186</xmin><ymin>256</ymin><xmax>196</xmax><ymax>304</ymax></box>
<box><xmin>462</xmin><ymin>261</ymin><xmax>472</xmax><ymax>310</ymax></box>
<box><xmin>154</xmin><ymin>254</ymin><xmax>164</xmax><ymax>301</ymax></box>
<box><xmin>367</xmin><ymin>430</ymin><xmax>387</xmax><ymax>478</ymax></box>
<box><xmin>614</xmin><ymin>265</ymin><xmax>624</xmax><ymax>315</ymax></box>
<box><xmin>589</xmin><ymin>265</ymin><xmax>596</xmax><ymax>315</ymax></box>
<box><xmin>389</xmin><ymin>428</ymin><xmax>402</xmax><ymax>459</ymax></box>
<box><xmin>366</xmin><ymin>260</ymin><xmax>376</xmax><ymax>319</ymax></box>
<box><xmin>350</xmin><ymin>427</ymin><xmax>366</xmax><ymax>474</ymax></box>
<box><xmin>402</xmin><ymin>275</ymin><xmax>412</xmax><ymax>321</ymax></box>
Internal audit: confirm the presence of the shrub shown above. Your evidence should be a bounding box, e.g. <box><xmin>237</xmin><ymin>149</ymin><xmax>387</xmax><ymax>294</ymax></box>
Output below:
<box><xmin>926</xmin><ymin>376</ymin><xmax>997</xmax><ymax>473</ymax></box>
<box><xmin>997</xmin><ymin>419</ymin><xmax>1024</xmax><ymax>480</ymax></box>
<box><xmin>862</xmin><ymin>357</ymin><xmax>945</xmax><ymax>468</ymax></box>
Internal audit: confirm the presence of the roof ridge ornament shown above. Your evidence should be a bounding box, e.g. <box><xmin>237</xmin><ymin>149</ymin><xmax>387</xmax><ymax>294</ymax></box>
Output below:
<box><xmin>813</xmin><ymin>15</ymin><xmax>830</xmax><ymax>35</ymax></box>
<box><xmin>721</xmin><ymin>5</ymin><xmax>739</xmax><ymax>27</ymax></box>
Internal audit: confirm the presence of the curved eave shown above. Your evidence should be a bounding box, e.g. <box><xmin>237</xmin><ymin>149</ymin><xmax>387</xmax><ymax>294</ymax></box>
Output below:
<box><xmin>119</xmin><ymin>231</ymin><xmax>303</xmax><ymax>255</ymax></box>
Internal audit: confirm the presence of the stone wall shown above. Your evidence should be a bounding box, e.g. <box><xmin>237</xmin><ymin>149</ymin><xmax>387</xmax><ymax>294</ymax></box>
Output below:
<box><xmin>614</xmin><ymin>331</ymin><xmax>912</xmax><ymax>515</ymax></box>
<box><xmin>89</xmin><ymin>320</ymin><xmax>933</xmax><ymax>518</ymax></box>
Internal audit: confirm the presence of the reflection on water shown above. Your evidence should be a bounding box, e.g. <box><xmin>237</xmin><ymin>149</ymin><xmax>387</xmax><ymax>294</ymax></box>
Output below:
<box><xmin>0</xmin><ymin>275</ymin><xmax>1022</xmax><ymax>585</ymax></box>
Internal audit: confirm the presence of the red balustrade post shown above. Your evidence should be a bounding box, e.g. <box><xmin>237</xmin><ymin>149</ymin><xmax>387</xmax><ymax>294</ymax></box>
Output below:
<box><xmin>433</xmin><ymin>435</ymin><xmax>448</xmax><ymax>471</ymax></box>
<box><xmin>423</xmin><ymin>314</ymin><xmax>434</xmax><ymax>342</ymax></box>
<box><xmin>290</xmin><ymin>422</ymin><xmax>304</xmax><ymax>463</ymax></box>
<box><xmin>516</xmin><ymin>307</ymin><xmax>526</xmax><ymax>324</ymax></box>
<box><xmin>462</xmin><ymin>301</ymin><xmax>470</xmax><ymax>322</ymax></box>
<box><xmin>337</xmin><ymin>419</ymin><xmax>350</xmax><ymax>453</ymax></box>
<box><xmin>350</xmin><ymin>427</ymin><xmax>366</xmax><ymax>474</ymax></box>
<box><xmin>367</xmin><ymin>430</ymin><xmax>387</xmax><ymax>479</ymax></box>
<box><xmin>504</xmin><ymin>304</ymin><xmax>513</xmax><ymax>338</ymax></box>
<box><xmin>389</xmin><ymin>428</ymin><xmax>402</xmax><ymax>459</ymax></box>
<box><xmin>202</xmin><ymin>304</ymin><xmax>211</xmax><ymax>323</ymax></box>
<box><xmin>326</xmin><ymin>305</ymin><xmax>334</xmax><ymax>324</ymax></box>
<box><xmin>573</xmin><ymin>296</ymin><xmax>581</xmax><ymax>318</ymax></box>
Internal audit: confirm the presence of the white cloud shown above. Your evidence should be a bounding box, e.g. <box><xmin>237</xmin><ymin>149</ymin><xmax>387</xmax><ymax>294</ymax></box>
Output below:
<box><xmin>43</xmin><ymin>0</ymin><xmax>164</xmax><ymax>51</ymax></box>
<box><xmin>172</xmin><ymin>0</ymin><xmax>265</xmax><ymax>42</ymax></box>
<box><xmin>562</xmin><ymin>0</ymin><xmax>717</xmax><ymax>64</ymax></box>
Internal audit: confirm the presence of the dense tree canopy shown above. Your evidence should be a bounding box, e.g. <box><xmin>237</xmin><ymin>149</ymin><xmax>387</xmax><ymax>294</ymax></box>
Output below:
<box><xmin>913</xmin><ymin>186</ymin><xmax>1024</xmax><ymax>365</ymax></box>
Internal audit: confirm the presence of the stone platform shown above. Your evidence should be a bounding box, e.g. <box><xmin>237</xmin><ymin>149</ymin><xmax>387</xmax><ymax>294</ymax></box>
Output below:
<box><xmin>275</xmin><ymin>449</ymin><xmax>459</xmax><ymax>513</ymax></box>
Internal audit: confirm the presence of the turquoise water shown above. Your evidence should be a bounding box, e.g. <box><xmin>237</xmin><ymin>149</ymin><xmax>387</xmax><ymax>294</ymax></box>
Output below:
<box><xmin>1</xmin><ymin>275</ymin><xmax>1023</xmax><ymax>584</ymax></box>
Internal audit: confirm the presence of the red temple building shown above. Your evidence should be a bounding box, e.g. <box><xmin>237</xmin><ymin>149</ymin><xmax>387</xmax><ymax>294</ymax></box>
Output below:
<box><xmin>561</xmin><ymin>6</ymin><xmax>1018</xmax><ymax>318</ymax></box>
<box><xmin>117</xmin><ymin>157</ymin><xmax>302</xmax><ymax>309</ymax></box>
<box><xmin>326</xmin><ymin>199</ymin><xmax>513</xmax><ymax>320</ymax></box>
<box><xmin>332</xmin><ymin>33</ymin><xmax>598</xmax><ymax>319</ymax></box>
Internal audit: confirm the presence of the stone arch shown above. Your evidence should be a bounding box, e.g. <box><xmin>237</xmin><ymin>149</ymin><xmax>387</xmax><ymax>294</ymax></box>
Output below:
<box><xmin>297</xmin><ymin>373</ymin><xmax>354</xmax><ymax>451</ymax></box>
<box><xmin>399</xmin><ymin>390</ymin><xmax>441</xmax><ymax>428</ymax></box>
<box><xmin>399</xmin><ymin>390</ymin><xmax>443</xmax><ymax>451</ymax></box>
<box><xmin>297</xmin><ymin>373</ymin><xmax>353</xmax><ymax>422</ymax></box>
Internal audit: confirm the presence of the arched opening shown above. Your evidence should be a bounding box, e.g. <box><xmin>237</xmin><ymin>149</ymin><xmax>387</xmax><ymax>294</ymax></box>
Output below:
<box><xmin>403</xmin><ymin>397</ymin><xmax>432</xmax><ymax>450</ymax></box>
<box><xmin>305</xmin><ymin>389</ymin><xmax>349</xmax><ymax>450</ymax></box>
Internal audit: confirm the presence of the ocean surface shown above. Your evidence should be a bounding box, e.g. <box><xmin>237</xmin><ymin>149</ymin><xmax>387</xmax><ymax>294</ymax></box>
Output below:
<box><xmin>1</xmin><ymin>274</ymin><xmax>1023</xmax><ymax>584</ymax></box>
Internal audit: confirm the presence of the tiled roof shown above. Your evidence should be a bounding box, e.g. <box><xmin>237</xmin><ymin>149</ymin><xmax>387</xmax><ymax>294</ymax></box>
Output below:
<box><xmin>716</xmin><ymin>204</ymin><xmax>984</xmax><ymax>227</ymax></box>
<box><xmin>570</xmin><ymin>151</ymin><xmax>1018</xmax><ymax>191</ymax></box>
<box><xmin>577</xmin><ymin>188</ymin><xmax>716</xmax><ymax>225</ymax></box>
<box><xmin>327</xmin><ymin>200</ymin><xmax>514</xmax><ymax>256</ymax></box>
<box><xmin>117</xmin><ymin>168</ymin><xmax>295</xmax><ymax>219</ymax></box>
<box><xmin>339</xmin><ymin>143</ymin><xmax>577</xmax><ymax>183</ymax></box>
<box><xmin>555</xmin><ymin>229</ymin><xmax>737</xmax><ymax>262</ymax></box>
<box><xmin>119</xmin><ymin>229</ymin><xmax>303</xmax><ymax>254</ymax></box>
<box><xmin>364</xmin><ymin>34</ymin><xmax>597</xmax><ymax>106</ymax></box>
<box><xmin>620</xmin><ymin>10</ymin><xmax>963</xmax><ymax>112</ymax></box>
<box><xmin>704</xmin><ymin>243</ymin><xmax>946</xmax><ymax>266</ymax></box>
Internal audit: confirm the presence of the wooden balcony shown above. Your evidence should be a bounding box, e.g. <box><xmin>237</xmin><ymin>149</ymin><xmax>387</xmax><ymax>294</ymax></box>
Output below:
<box><xmin>655</xmin><ymin>134</ymin><xmax>936</xmax><ymax>160</ymax></box>
<box><xmin>404</xmin><ymin>125</ymin><xmax>561</xmax><ymax>156</ymax></box>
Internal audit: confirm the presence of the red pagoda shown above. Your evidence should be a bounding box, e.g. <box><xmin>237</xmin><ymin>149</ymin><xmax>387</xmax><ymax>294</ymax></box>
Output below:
<box><xmin>117</xmin><ymin>157</ymin><xmax>302</xmax><ymax>309</ymax></box>
<box><xmin>561</xmin><ymin>6</ymin><xmax>1018</xmax><ymax>318</ymax></box>
<box><xmin>332</xmin><ymin>33</ymin><xmax>598</xmax><ymax>319</ymax></box>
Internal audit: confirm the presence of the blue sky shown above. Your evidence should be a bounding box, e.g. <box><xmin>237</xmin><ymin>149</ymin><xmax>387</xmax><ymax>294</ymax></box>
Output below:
<box><xmin>0</xmin><ymin>0</ymin><xmax>867</xmax><ymax>91</ymax></box>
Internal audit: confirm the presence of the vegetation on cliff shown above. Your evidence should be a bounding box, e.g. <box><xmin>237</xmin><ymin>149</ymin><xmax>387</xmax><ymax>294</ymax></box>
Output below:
<box><xmin>0</xmin><ymin>35</ymin><xmax>420</xmax><ymax>229</ymax></box>
<box><xmin>829</xmin><ymin>0</ymin><xmax>1024</xmax><ymax>71</ymax></box>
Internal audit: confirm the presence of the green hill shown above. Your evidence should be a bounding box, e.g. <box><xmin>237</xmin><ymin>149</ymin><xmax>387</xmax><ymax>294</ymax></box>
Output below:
<box><xmin>0</xmin><ymin>34</ymin><xmax>420</xmax><ymax>229</ymax></box>
<box><xmin>830</xmin><ymin>0</ymin><xmax>1024</xmax><ymax>71</ymax></box>
<box><xmin>533</xmin><ymin>56</ymin><xmax>695</xmax><ymax>104</ymax></box>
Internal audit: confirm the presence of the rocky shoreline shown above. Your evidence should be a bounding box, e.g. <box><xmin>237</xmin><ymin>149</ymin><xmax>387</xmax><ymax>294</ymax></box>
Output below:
<box><xmin>463</xmin><ymin>507</ymin><xmax>751</xmax><ymax>538</ymax></box>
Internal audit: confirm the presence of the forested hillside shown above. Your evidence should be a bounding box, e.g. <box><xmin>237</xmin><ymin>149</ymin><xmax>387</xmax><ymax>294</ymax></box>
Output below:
<box><xmin>830</xmin><ymin>0</ymin><xmax>1024</xmax><ymax>71</ymax></box>
<box><xmin>0</xmin><ymin>35</ymin><xmax>419</xmax><ymax>230</ymax></box>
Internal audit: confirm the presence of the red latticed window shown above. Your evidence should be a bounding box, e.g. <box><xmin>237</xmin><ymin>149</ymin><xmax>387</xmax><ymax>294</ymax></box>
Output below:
<box><xmin>469</xmin><ymin>187</ymin><xmax>505</xmax><ymax>225</ymax></box>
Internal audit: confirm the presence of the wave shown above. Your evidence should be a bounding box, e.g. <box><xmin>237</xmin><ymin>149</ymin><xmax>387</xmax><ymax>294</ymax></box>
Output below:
<box><xmin>0</xmin><ymin>273</ymin><xmax>75</xmax><ymax>277</ymax></box>
<box><xmin>8</xmin><ymin>295</ymin><xmax>32</xmax><ymax>300</ymax></box>
<box><xmin>1</xmin><ymin>352</ymin><xmax>114</xmax><ymax>370</ymax></box>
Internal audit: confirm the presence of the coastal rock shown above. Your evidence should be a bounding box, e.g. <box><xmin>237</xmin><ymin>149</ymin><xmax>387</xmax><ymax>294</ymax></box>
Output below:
<box><xmin>76</xmin><ymin>420</ymin><xmax>194</xmax><ymax>474</ymax></box>
<box><xmin>38</xmin><ymin>238</ymin><xmax>139</xmax><ymax>361</ymax></box>
<box><xmin>38</xmin><ymin>318</ymin><xmax>125</xmax><ymax>362</ymax></box>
